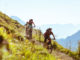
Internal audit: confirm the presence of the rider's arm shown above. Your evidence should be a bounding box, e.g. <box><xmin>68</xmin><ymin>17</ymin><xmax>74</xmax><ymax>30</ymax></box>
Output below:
<box><xmin>33</xmin><ymin>22</ymin><xmax>36</xmax><ymax>27</ymax></box>
<box><xmin>51</xmin><ymin>32</ymin><xmax>55</xmax><ymax>40</ymax></box>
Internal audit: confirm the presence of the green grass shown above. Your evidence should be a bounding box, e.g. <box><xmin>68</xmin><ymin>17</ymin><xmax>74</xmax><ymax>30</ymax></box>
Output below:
<box><xmin>33</xmin><ymin>31</ymin><xmax>80</xmax><ymax>60</ymax></box>
<box><xmin>0</xmin><ymin>11</ymin><xmax>24</xmax><ymax>33</ymax></box>
<box><xmin>0</xmin><ymin>12</ymin><xmax>57</xmax><ymax>60</ymax></box>
<box><xmin>0</xmin><ymin>27</ymin><xmax>56</xmax><ymax>60</ymax></box>
<box><xmin>0</xmin><ymin>11</ymin><xmax>79</xmax><ymax>60</ymax></box>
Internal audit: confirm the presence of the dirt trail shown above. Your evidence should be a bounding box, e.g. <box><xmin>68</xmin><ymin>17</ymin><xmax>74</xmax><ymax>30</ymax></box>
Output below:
<box><xmin>30</xmin><ymin>39</ymin><xmax>74</xmax><ymax>60</ymax></box>
<box><xmin>52</xmin><ymin>51</ymin><xmax>74</xmax><ymax>60</ymax></box>
<box><xmin>22</xmin><ymin>29</ymin><xmax>74</xmax><ymax>60</ymax></box>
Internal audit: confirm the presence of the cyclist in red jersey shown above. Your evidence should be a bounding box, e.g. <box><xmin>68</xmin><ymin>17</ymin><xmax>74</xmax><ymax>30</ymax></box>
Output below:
<box><xmin>44</xmin><ymin>28</ymin><xmax>55</xmax><ymax>45</ymax></box>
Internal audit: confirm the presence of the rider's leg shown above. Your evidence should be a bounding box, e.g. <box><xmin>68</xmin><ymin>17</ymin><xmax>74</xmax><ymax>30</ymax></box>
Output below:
<box><xmin>44</xmin><ymin>37</ymin><xmax>48</xmax><ymax>48</ymax></box>
<box><xmin>26</xmin><ymin>28</ymin><xmax>28</xmax><ymax>37</ymax></box>
<box><xmin>29</xmin><ymin>28</ymin><xmax>32</xmax><ymax>39</ymax></box>
<box><xmin>28</xmin><ymin>24</ymin><xmax>32</xmax><ymax>39</ymax></box>
<box><xmin>47</xmin><ymin>37</ymin><xmax>51</xmax><ymax>45</ymax></box>
<box><xmin>44</xmin><ymin>37</ymin><xmax>47</xmax><ymax>43</ymax></box>
<box><xmin>44</xmin><ymin>36</ymin><xmax>48</xmax><ymax>43</ymax></box>
<box><xmin>46</xmin><ymin>37</ymin><xmax>51</xmax><ymax>49</ymax></box>
<box><xmin>30</xmin><ymin>28</ymin><xmax>32</xmax><ymax>39</ymax></box>
<box><xmin>26</xmin><ymin>27</ymin><xmax>30</xmax><ymax>39</ymax></box>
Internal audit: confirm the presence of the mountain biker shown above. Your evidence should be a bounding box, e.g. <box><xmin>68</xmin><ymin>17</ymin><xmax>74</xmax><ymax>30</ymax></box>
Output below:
<box><xmin>26</xmin><ymin>19</ymin><xmax>35</xmax><ymax>39</ymax></box>
<box><xmin>0</xmin><ymin>35</ymin><xmax>11</xmax><ymax>60</ymax></box>
<box><xmin>44</xmin><ymin>28</ymin><xmax>55</xmax><ymax>45</ymax></box>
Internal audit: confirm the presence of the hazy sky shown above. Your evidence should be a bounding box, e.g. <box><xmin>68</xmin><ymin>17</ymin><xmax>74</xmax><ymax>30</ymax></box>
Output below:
<box><xmin>0</xmin><ymin>0</ymin><xmax>80</xmax><ymax>25</ymax></box>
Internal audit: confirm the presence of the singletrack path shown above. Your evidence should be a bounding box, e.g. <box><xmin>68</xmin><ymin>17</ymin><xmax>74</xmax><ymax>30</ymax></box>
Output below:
<box><xmin>30</xmin><ymin>39</ymin><xmax>74</xmax><ymax>60</ymax></box>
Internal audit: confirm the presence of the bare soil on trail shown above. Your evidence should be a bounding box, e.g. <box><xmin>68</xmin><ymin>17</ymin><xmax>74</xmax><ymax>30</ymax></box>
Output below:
<box><xmin>52</xmin><ymin>50</ymin><xmax>74</xmax><ymax>60</ymax></box>
<box><xmin>30</xmin><ymin>39</ymin><xmax>75</xmax><ymax>60</ymax></box>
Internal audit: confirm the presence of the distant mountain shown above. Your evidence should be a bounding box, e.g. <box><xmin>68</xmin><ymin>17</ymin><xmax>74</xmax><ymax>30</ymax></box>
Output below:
<box><xmin>56</xmin><ymin>31</ymin><xmax>80</xmax><ymax>51</ymax></box>
<box><xmin>11</xmin><ymin>16</ymin><xmax>25</xmax><ymax>25</ymax></box>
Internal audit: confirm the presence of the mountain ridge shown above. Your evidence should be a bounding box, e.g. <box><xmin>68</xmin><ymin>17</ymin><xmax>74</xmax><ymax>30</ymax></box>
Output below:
<box><xmin>11</xmin><ymin>16</ymin><xmax>25</xmax><ymax>25</ymax></box>
<box><xmin>57</xmin><ymin>30</ymin><xmax>80</xmax><ymax>51</ymax></box>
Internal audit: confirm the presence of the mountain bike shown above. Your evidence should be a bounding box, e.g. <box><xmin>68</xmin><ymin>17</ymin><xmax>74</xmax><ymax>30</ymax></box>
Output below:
<box><xmin>44</xmin><ymin>38</ymin><xmax>56</xmax><ymax>53</ymax></box>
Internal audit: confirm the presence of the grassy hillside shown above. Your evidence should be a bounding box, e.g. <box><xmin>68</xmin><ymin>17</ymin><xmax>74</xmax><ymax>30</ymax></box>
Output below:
<box><xmin>0</xmin><ymin>11</ymin><xmax>25</xmax><ymax>41</ymax></box>
<box><xmin>0</xmin><ymin>12</ymin><xmax>57</xmax><ymax>60</ymax></box>
<box><xmin>0</xmin><ymin>11</ymin><xmax>79</xmax><ymax>60</ymax></box>
<box><xmin>33</xmin><ymin>30</ymin><xmax>80</xmax><ymax>60</ymax></box>
<box><xmin>0</xmin><ymin>27</ymin><xmax>56</xmax><ymax>60</ymax></box>
<box><xmin>0</xmin><ymin>12</ymin><xmax>24</xmax><ymax>33</ymax></box>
